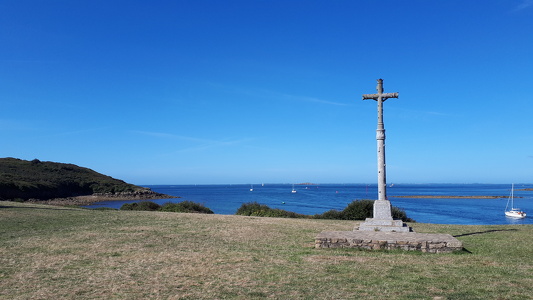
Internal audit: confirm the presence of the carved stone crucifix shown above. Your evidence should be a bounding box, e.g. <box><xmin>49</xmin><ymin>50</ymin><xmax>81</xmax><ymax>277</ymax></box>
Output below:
<box><xmin>362</xmin><ymin>79</ymin><xmax>398</xmax><ymax>202</ymax></box>
<box><xmin>357</xmin><ymin>79</ymin><xmax>410</xmax><ymax>231</ymax></box>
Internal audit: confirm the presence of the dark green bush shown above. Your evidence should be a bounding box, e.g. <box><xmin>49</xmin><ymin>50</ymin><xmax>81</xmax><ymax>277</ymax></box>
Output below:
<box><xmin>120</xmin><ymin>201</ymin><xmax>161</xmax><ymax>211</ymax></box>
<box><xmin>137</xmin><ymin>201</ymin><xmax>161</xmax><ymax>211</ymax></box>
<box><xmin>236</xmin><ymin>202</ymin><xmax>269</xmax><ymax>216</ymax></box>
<box><xmin>120</xmin><ymin>203</ymin><xmax>135</xmax><ymax>210</ymax></box>
<box><xmin>340</xmin><ymin>199</ymin><xmax>375</xmax><ymax>220</ymax></box>
<box><xmin>314</xmin><ymin>199</ymin><xmax>415</xmax><ymax>222</ymax></box>
<box><xmin>314</xmin><ymin>199</ymin><xmax>373</xmax><ymax>220</ymax></box>
<box><xmin>314</xmin><ymin>209</ymin><xmax>343</xmax><ymax>219</ymax></box>
<box><xmin>160</xmin><ymin>201</ymin><xmax>214</xmax><ymax>214</ymax></box>
<box><xmin>120</xmin><ymin>201</ymin><xmax>214</xmax><ymax>214</ymax></box>
<box><xmin>235</xmin><ymin>202</ymin><xmax>308</xmax><ymax>218</ymax></box>
<box><xmin>93</xmin><ymin>207</ymin><xmax>117</xmax><ymax>211</ymax></box>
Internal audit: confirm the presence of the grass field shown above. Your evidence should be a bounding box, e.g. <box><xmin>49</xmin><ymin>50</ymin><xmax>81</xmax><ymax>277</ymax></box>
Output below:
<box><xmin>1</xmin><ymin>201</ymin><xmax>531</xmax><ymax>299</ymax></box>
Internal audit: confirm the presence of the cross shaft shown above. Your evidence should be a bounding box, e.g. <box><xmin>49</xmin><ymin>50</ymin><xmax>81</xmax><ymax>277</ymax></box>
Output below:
<box><xmin>362</xmin><ymin>79</ymin><xmax>398</xmax><ymax>202</ymax></box>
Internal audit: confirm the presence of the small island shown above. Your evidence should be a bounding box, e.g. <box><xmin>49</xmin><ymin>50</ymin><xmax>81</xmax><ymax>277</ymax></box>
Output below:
<box><xmin>0</xmin><ymin>157</ymin><xmax>177</xmax><ymax>205</ymax></box>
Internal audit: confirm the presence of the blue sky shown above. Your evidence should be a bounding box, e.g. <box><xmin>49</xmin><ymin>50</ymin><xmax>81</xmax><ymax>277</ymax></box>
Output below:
<box><xmin>1</xmin><ymin>0</ymin><xmax>532</xmax><ymax>185</ymax></box>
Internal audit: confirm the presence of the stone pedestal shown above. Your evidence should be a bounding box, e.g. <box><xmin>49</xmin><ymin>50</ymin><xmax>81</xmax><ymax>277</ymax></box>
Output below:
<box><xmin>356</xmin><ymin>200</ymin><xmax>411</xmax><ymax>232</ymax></box>
<box><xmin>356</xmin><ymin>219</ymin><xmax>411</xmax><ymax>232</ymax></box>
<box><xmin>315</xmin><ymin>231</ymin><xmax>463</xmax><ymax>253</ymax></box>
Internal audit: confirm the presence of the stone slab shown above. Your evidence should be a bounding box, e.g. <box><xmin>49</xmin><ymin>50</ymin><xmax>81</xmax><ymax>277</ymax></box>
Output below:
<box><xmin>357</xmin><ymin>218</ymin><xmax>411</xmax><ymax>232</ymax></box>
<box><xmin>315</xmin><ymin>231</ymin><xmax>463</xmax><ymax>253</ymax></box>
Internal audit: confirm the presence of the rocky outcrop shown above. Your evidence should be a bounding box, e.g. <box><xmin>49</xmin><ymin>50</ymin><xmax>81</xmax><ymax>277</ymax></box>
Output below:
<box><xmin>92</xmin><ymin>188</ymin><xmax>178</xmax><ymax>200</ymax></box>
<box><xmin>28</xmin><ymin>189</ymin><xmax>179</xmax><ymax>206</ymax></box>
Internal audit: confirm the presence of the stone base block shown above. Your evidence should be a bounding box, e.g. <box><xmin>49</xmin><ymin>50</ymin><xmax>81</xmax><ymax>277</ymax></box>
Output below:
<box><xmin>315</xmin><ymin>231</ymin><xmax>463</xmax><ymax>253</ymax></box>
<box><xmin>356</xmin><ymin>218</ymin><xmax>411</xmax><ymax>232</ymax></box>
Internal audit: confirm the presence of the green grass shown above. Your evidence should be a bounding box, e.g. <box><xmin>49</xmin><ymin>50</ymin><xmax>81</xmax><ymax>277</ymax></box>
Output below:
<box><xmin>1</xmin><ymin>201</ymin><xmax>532</xmax><ymax>299</ymax></box>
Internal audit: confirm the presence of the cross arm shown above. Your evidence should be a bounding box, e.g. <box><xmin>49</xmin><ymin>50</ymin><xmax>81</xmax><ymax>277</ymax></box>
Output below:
<box><xmin>362</xmin><ymin>92</ymin><xmax>399</xmax><ymax>101</ymax></box>
<box><xmin>362</xmin><ymin>93</ymin><xmax>379</xmax><ymax>100</ymax></box>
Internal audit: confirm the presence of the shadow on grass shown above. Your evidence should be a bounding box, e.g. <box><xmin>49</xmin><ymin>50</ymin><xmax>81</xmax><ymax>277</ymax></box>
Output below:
<box><xmin>453</xmin><ymin>229</ymin><xmax>518</xmax><ymax>238</ymax></box>
<box><xmin>458</xmin><ymin>248</ymin><xmax>473</xmax><ymax>254</ymax></box>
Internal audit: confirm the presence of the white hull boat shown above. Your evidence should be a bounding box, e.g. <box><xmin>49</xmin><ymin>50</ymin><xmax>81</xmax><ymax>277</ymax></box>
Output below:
<box><xmin>505</xmin><ymin>209</ymin><xmax>526</xmax><ymax>218</ymax></box>
<box><xmin>505</xmin><ymin>184</ymin><xmax>526</xmax><ymax>218</ymax></box>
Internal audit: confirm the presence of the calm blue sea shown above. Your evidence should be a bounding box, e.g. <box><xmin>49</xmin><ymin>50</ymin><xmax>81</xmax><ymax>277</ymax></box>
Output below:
<box><xmin>84</xmin><ymin>183</ymin><xmax>533</xmax><ymax>225</ymax></box>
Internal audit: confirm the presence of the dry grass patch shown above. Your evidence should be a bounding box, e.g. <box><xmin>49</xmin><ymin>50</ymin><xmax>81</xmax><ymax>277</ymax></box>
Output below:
<box><xmin>1</xmin><ymin>201</ymin><xmax>532</xmax><ymax>299</ymax></box>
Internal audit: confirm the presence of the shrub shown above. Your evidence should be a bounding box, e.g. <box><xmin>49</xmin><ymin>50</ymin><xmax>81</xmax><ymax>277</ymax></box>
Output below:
<box><xmin>120</xmin><ymin>203</ymin><xmax>135</xmax><ymax>210</ymax></box>
<box><xmin>120</xmin><ymin>201</ymin><xmax>214</xmax><ymax>214</ymax></box>
<box><xmin>235</xmin><ymin>202</ymin><xmax>308</xmax><ymax>218</ymax></box>
<box><xmin>236</xmin><ymin>200</ymin><xmax>414</xmax><ymax>221</ymax></box>
<box><xmin>120</xmin><ymin>201</ymin><xmax>161</xmax><ymax>211</ymax></box>
<box><xmin>160</xmin><ymin>201</ymin><xmax>214</xmax><ymax>214</ymax></box>
<box><xmin>93</xmin><ymin>207</ymin><xmax>117</xmax><ymax>211</ymax></box>
<box><xmin>314</xmin><ymin>199</ymin><xmax>415</xmax><ymax>222</ymax></box>
<box><xmin>236</xmin><ymin>202</ymin><xmax>270</xmax><ymax>216</ymax></box>
<box><xmin>314</xmin><ymin>199</ymin><xmax>373</xmax><ymax>220</ymax></box>
<box><xmin>313</xmin><ymin>209</ymin><xmax>343</xmax><ymax>219</ymax></box>
<box><xmin>340</xmin><ymin>199</ymin><xmax>375</xmax><ymax>220</ymax></box>
<box><xmin>137</xmin><ymin>201</ymin><xmax>161</xmax><ymax>211</ymax></box>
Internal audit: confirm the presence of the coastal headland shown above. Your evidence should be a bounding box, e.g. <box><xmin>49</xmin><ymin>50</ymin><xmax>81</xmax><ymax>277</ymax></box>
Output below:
<box><xmin>0</xmin><ymin>157</ymin><xmax>177</xmax><ymax>205</ymax></box>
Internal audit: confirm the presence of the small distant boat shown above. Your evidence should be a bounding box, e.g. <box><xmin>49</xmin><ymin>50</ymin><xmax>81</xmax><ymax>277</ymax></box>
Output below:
<box><xmin>505</xmin><ymin>184</ymin><xmax>526</xmax><ymax>218</ymax></box>
<box><xmin>291</xmin><ymin>184</ymin><xmax>297</xmax><ymax>194</ymax></box>
<box><xmin>250</xmin><ymin>184</ymin><xmax>253</xmax><ymax>192</ymax></box>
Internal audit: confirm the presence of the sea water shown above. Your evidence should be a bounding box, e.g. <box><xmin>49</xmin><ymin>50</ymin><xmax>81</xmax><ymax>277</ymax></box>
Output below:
<box><xmin>84</xmin><ymin>183</ymin><xmax>533</xmax><ymax>225</ymax></box>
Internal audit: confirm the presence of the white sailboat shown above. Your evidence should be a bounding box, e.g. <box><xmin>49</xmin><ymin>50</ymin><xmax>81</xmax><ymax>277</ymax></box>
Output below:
<box><xmin>291</xmin><ymin>184</ymin><xmax>297</xmax><ymax>194</ymax></box>
<box><xmin>250</xmin><ymin>184</ymin><xmax>253</xmax><ymax>192</ymax></box>
<box><xmin>505</xmin><ymin>184</ymin><xmax>526</xmax><ymax>218</ymax></box>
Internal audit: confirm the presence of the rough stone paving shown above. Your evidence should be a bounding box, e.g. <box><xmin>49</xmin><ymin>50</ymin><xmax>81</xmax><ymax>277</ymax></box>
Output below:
<box><xmin>315</xmin><ymin>231</ymin><xmax>463</xmax><ymax>253</ymax></box>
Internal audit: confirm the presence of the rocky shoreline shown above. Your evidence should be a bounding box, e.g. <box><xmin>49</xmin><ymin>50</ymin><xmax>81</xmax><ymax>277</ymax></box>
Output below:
<box><xmin>27</xmin><ymin>190</ymin><xmax>179</xmax><ymax>206</ymax></box>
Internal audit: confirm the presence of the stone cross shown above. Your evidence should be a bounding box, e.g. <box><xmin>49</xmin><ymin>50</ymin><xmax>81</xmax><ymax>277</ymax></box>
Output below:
<box><xmin>358</xmin><ymin>79</ymin><xmax>409</xmax><ymax>232</ymax></box>
<box><xmin>362</xmin><ymin>79</ymin><xmax>398</xmax><ymax>202</ymax></box>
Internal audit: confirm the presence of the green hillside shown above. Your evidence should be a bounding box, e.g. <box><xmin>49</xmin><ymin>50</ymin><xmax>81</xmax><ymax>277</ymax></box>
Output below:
<box><xmin>0</xmin><ymin>157</ymin><xmax>162</xmax><ymax>200</ymax></box>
